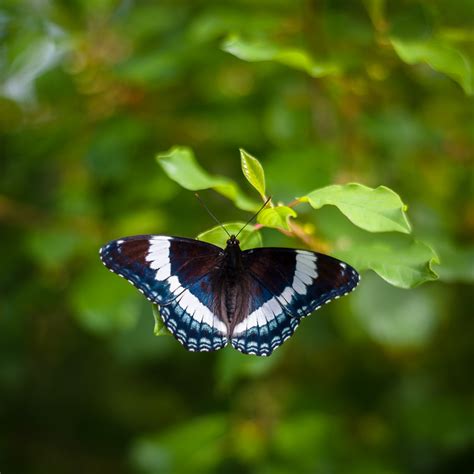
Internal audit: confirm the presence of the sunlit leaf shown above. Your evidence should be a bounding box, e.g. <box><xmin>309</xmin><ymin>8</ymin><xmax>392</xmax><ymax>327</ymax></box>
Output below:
<box><xmin>240</xmin><ymin>148</ymin><xmax>266</xmax><ymax>199</ymax></box>
<box><xmin>335</xmin><ymin>235</ymin><xmax>439</xmax><ymax>288</ymax></box>
<box><xmin>391</xmin><ymin>37</ymin><xmax>473</xmax><ymax>95</ymax></box>
<box><xmin>152</xmin><ymin>305</ymin><xmax>171</xmax><ymax>336</ymax></box>
<box><xmin>2</xmin><ymin>36</ymin><xmax>67</xmax><ymax>103</ymax></box>
<box><xmin>222</xmin><ymin>34</ymin><xmax>341</xmax><ymax>77</ymax></box>
<box><xmin>300</xmin><ymin>183</ymin><xmax>411</xmax><ymax>233</ymax></box>
<box><xmin>196</xmin><ymin>222</ymin><xmax>262</xmax><ymax>250</ymax></box>
<box><xmin>157</xmin><ymin>146</ymin><xmax>259</xmax><ymax>211</ymax></box>
<box><xmin>257</xmin><ymin>206</ymin><xmax>297</xmax><ymax>231</ymax></box>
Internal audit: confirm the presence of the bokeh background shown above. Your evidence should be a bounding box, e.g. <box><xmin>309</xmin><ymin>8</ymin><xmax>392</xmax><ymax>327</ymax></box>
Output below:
<box><xmin>1</xmin><ymin>1</ymin><xmax>473</xmax><ymax>473</ymax></box>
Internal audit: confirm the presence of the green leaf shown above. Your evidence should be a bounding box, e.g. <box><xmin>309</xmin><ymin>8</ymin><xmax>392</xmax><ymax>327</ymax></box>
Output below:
<box><xmin>257</xmin><ymin>206</ymin><xmax>297</xmax><ymax>231</ymax></box>
<box><xmin>156</xmin><ymin>146</ymin><xmax>259</xmax><ymax>211</ymax></box>
<box><xmin>239</xmin><ymin>148</ymin><xmax>266</xmax><ymax>199</ymax></box>
<box><xmin>197</xmin><ymin>222</ymin><xmax>262</xmax><ymax>250</ymax></box>
<box><xmin>391</xmin><ymin>37</ymin><xmax>473</xmax><ymax>95</ymax></box>
<box><xmin>152</xmin><ymin>305</ymin><xmax>171</xmax><ymax>336</ymax></box>
<box><xmin>222</xmin><ymin>34</ymin><xmax>341</xmax><ymax>77</ymax></box>
<box><xmin>300</xmin><ymin>183</ymin><xmax>411</xmax><ymax>234</ymax></box>
<box><xmin>335</xmin><ymin>235</ymin><xmax>439</xmax><ymax>288</ymax></box>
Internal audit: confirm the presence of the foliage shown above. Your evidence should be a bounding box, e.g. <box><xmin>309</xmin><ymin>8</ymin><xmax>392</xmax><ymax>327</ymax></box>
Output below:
<box><xmin>158</xmin><ymin>148</ymin><xmax>437</xmax><ymax>289</ymax></box>
<box><xmin>154</xmin><ymin>147</ymin><xmax>438</xmax><ymax>334</ymax></box>
<box><xmin>222</xmin><ymin>34</ymin><xmax>342</xmax><ymax>78</ymax></box>
<box><xmin>197</xmin><ymin>222</ymin><xmax>263</xmax><ymax>250</ymax></box>
<box><xmin>240</xmin><ymin>148</ymin><xmax>266</xmax><ymax>200</ymax></box>
<box><xmin>0</xmin><ymin>0</ymin><xmax>473</xmax><ymax>473</ymax></box>
<box><xmin>301</xmin><ymin>183</ymin><xmax>411</xmax><ymax>233</ymax></box>
<box><xmin>157</xmin><ymin>146</ymin><xmax>259</xmax><ymax>211</ymax></box>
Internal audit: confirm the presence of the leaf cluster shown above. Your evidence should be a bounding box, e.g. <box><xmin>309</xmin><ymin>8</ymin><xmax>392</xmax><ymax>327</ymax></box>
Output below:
<box><xmin>157</xmin><ymin>147</ymin><xmax>438</xmax><ymax>289</ymax></box>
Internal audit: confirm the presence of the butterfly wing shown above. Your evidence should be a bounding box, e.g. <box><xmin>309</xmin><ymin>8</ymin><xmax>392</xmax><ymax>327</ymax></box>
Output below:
<box><xmin>230</xmin><ymin>248</ymin><xmax>360</xmax><ymax>356</ymax></box>
<box><xmin>100</xmin><ymin>235</ymin><xmax>228</xmax><ymax>351</ymax></box>
<box><xmin>231</xmin><ymin>276</ymin><xmax>300</xmax><ymax>356</ymax></box>
<box><xmin>158</xmin><ymin>272</ymin><xmax>229</xmax><ymax>352</ymax></box>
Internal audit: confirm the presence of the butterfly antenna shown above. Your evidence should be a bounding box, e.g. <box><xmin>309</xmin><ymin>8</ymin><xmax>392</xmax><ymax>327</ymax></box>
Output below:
<box><xmin>235</xmin><ymin>196</ymin><xmax>271</xmax><ymax>238</ymax></box>
<box><xmin>194</xmin><ymin>193</ymin><xmax>232</xmax><ymax>238</ymax></box>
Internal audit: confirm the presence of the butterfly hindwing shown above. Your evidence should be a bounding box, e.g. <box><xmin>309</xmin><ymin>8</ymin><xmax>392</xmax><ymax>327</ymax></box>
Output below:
<box><xmin>160</xmin><ymin>273</ymin><xmax>228</xmax><ymax>352</ymax></box>
<box><xmin>231</xmin><ymin>275</ymin><xmax>300</xmax><ymax>356</ymax></box>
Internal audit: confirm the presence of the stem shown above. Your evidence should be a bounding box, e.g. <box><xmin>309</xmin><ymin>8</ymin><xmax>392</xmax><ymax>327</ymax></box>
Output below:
<box><xmin>287</xmin><ymin>198</ymin><xmax>303</xmax><ymax>208</ymax></box>
<box><xmin>288</xmin><ymin>221</ymin><xmax>330</xmax><ymax>253</ymax></box>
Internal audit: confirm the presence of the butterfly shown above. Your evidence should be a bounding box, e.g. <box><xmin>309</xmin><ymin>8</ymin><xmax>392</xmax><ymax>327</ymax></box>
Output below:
<box><xmin>99</xmin><ymin>231</ymin><xmax>360</xmax><ymax>356</ymax></box>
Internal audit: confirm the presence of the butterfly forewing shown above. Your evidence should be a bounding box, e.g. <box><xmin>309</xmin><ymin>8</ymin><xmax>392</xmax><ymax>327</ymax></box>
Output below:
<box><xmin>242</xmin><ymin>248</ymin><xmax>359</xmax><ymax>318</ymax></box>
<box><xmin>159</xmin><ymin>273</ymin><xmax>228</xmax><ymax>352</ymax></box>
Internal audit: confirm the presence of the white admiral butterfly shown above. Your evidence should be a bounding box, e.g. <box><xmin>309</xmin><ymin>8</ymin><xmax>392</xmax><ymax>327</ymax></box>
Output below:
<box><xmin>99</xmin><ymin>230</ymin><xmax>359</xmax><ymax>356</ymax></box>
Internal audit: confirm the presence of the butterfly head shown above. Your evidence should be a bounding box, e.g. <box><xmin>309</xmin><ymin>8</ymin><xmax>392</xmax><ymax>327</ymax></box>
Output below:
<box><xmin>226</xmin><ymin>235</ymin><xmax>240</xmax><ymax>247</ymax></box>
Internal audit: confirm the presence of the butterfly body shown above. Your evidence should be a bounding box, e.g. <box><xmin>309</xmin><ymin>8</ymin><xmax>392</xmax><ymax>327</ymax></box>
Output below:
<box><xmin>217</xmin><ymin>236</ymin><xmax>250</xmax><ymax>334</ymax></box>
<box><xmin>100</xmin><ymin>234</ymin><xmax>359</xmax><ymax>356</ymax></box>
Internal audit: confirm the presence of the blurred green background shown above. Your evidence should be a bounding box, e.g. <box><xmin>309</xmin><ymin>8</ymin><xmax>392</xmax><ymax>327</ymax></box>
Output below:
<box><xmin>1</xmin><ymin>1</ymin><xmax>473</xmax><ymax>473</ymax></box>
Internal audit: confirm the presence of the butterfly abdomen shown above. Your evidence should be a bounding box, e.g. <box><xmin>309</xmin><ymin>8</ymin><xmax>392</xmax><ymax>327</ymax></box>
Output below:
<box><xmin>225</xmin><ymin>283</ymin><xmax>238</xmax><ymax>321</ymax></box>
